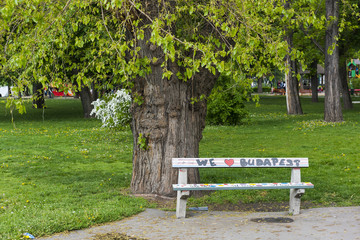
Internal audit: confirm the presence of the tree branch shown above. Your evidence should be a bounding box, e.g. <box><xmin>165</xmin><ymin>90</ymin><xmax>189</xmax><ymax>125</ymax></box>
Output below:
<box><xmin>300</xmin><ymin>25</ymin><xmax>325</xmax><ymax>55</ymax></box>
<box><xmin>100</xmin><ymin>2</ymin><xmax>122</xmax><ymax>57</ymax></box>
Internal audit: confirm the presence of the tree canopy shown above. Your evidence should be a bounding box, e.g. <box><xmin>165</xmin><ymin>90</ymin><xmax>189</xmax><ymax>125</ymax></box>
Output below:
<box><xmin>1</xmin><ymin>0</ymin><xmax>314</xmax><ymax>98</ymax></box>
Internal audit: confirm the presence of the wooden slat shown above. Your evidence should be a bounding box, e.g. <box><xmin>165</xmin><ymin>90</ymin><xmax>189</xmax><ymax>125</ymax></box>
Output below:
<box><xmin>172</xmin><ymin>158</ymin><xmax>309</xmax><ymax>168</ymax></box>
<box><xmin>173</xmin><ymin>182</ymin><xmax>314</xmax><ymax>191</ymax></box>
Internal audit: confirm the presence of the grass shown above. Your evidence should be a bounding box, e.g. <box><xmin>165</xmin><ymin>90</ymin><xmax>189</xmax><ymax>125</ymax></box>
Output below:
<box><xmin>0</xmin><ymin>98</ymin><xmax>148</xmax><ymax>240</ymax></box>
<box><xmin>0</xmin><ymin>95</ymin><xmax>360</xmax><ymax>239</ymax></box>
<box><xmin>193</xmin><ymin>96</ymin><xmax>360</xmax><ymax>207</ymax></box>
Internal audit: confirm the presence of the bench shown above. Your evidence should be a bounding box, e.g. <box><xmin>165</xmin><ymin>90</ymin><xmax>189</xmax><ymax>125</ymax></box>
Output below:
<box><xmin>273</xmin><ymin>88</ymin><xmax>285</xmax><ymax>95</ymax></box>
<box><xmin>172</xmin><ymin>158</ymin><xmax>314</xmax><ymax>218</ymax></box>
<box><xmin>299</xmin><ymin>89</ymin><xmax>312</xmax><ymax>95</ymax></box>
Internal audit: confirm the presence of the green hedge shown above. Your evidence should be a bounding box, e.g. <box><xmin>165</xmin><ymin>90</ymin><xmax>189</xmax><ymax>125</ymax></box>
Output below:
<box><xmin>252</xmin><ymin>87</ymin><xmax>271</xmax><ymax>93</ymax></box>
<box><xmin>351</xmin><ymin>78</ymin><xmax>360</xmax><ymax>89</ymax></box>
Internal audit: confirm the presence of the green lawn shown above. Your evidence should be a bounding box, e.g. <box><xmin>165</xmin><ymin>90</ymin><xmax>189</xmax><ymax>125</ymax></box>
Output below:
<box><xmin>0</xmin><ymin>98</ymin><xmax>147</xmax><ymax>240</ymax></box>
<box><xmin>0</xmin><ymin>96</ymin><xmax>359</xmax><ymax>239</ymax></box>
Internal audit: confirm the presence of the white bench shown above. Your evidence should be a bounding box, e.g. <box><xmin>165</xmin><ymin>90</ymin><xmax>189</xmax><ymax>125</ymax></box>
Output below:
<box><xmin>172</xmin><ymin>158</ymin><xmax>314</xmax><ymax>218</ymax></box>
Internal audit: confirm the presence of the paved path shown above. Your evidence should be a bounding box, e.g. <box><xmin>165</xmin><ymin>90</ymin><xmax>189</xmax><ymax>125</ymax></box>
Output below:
<box><xmin>39</xmin><ymin>207</ymin><xmax>360</xmax><ymax>240</ymax></box>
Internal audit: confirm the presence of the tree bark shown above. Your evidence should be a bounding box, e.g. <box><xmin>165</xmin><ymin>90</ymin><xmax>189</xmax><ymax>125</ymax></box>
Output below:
<box><xmin>257</xmin><ymin>78</ymin><xmax>263</xmax><ymax>93</ymax></box>
<box><xmin>310</xmin><ymin>61</ymin><xmax>319</xmax><ymax>102</ymax></box>
<box><xmin>32</xmin><ymin>82</ymin><xmax>45</xmax><ymax>108</ymax></box>
<box><xmin>79</xmin><ymin>85</ymin><xmax>94</xmax><ymax>118</ymax></box>
<box><xmin>339</xmin><ymin>58</ymin><xmax>353</xmax><ymax>109</ymax></box>
<box><xmin>91</xmin><ymin>81</ymin><xmax>99</xmax><ymax>101</ymax></box>
<box><xmin>324</xmin><ymin>0</ymin><xmax>343</xmax><ymax>122</ymax></box>
<box><xmin>7</xmin><ymin>79</ymin><xmax>11</xmax><ymax>97</ymax></box>
<box><xmin>130</xmin><ymin>28</ymin><xmax>217</xmax><ymax>196</ymax></box>
<box><xmin>285</xmin><ymin>30</ymin><xmax>303</xmax><ymax>115</ymax></box>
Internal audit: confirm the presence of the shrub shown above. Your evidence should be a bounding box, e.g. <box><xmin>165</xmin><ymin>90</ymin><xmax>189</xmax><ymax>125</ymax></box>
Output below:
<box><xmin>351</xmin><ymin>78</ymin><xmax>360</xmax><ymax>89</ymax></box>
<box><xmin>206</xmin><ymin>75</ymin><xmax>248</xmax><ymax>125</ymax></box>
<box><xmin>90</xmin><ymin>89</ymin><xmax>131</xmax><ymax>129</ymax></box>
<box><xmin>252</xmin><ymin>87</ymin><xmax>271</xmax><ymax>93</ymax></box>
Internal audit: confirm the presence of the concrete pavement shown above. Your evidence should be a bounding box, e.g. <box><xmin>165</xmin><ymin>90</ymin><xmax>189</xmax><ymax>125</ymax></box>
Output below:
<box><xmin>39</xmin><ymin>206</ymin><xmax>360</xmax><ymax>240</ymax></box>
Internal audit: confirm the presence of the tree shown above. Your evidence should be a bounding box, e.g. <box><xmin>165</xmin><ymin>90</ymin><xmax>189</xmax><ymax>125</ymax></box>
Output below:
<box><xmin>295</xmin><ymin>0</ymin><xmax>359</xmax><ymax>110</ymax></box>
<box><xmin>127</xmin><ymin>0</ymin><xmax>304</xmax><ymax>195</ymax></box>
<box><xmin>257</xmin><ymin>78</ymin><xmax>263</xmax><ymax>93</ymax></box>
<box><xmin>1</xmin><ymin>0</ymin><xmax>322</xmax><ymax>196</ymax></box>
<box><xmin>32</xmin><ymin>82</ymin><xmax>45</xmax><ymax>108</ymax></box>
<box><xmin>339</xmin><ymin>56</ymin><xmax>353</xmax><ymax>109</ymax></box>
<box><xmin>310</xmin><ymin>60</ymin><xmax>319</xmax><ymax>102</ymax></box>
<box><xmin>337</xmin><ymin>1</ymin><xmax>360</xmax><ymax>110</ymax></box>
<box><xmin>284</xmin><ymin>30</ymin><xmax>303</xmax><ymax>115</ymax></box>
<box><xmin>284</xmin><ymin>1</ymin><xmax>303</xmax><ymax>115</ymax></box>
<box><xmin>324</xmin><ymin>0</ymin><xmax>343</xmax><ymax>122</ymax></box>
<box><xmin>0</xmin><ymin>1</ymin><xmax>117</xmax><ymax>117</ymax></box>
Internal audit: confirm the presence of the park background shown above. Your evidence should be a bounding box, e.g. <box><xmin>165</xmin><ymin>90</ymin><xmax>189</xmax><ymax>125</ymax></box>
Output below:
<box><xmin>1</xmin><ymin>95</ymin><xmax>359</xmax><ymax>239</ymax></box>
<box><xmin>1</xmin><ymin>0</ymin><xmax>360</xmax><ymax>239</ymax></box>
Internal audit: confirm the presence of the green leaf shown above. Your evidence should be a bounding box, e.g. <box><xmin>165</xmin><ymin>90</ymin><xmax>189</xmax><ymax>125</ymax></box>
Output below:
<box><xmin>186</xmin><ymin>68</ymin><xmax>192</xmax><ymax>79</ymax></box>
<box><xmin>162</xmin><ymin>70</ymin><xmax>173</xmax><ymax>80</ymax></box>
<box><xmin>83</xmin><ymin>15</ymin><xmax>90</xmax><ymax>25</ymax></box>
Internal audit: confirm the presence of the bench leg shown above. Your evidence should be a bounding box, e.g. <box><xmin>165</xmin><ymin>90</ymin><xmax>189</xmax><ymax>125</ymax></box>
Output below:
<box><xmin>289</xmin><ymin>188</ymin><xmax>305</xmax><ymax>215</ymax></box>
<box><xmin>176</xmin><ymin>190</ymin><xmax>189</xmax><ymax>218</ymax></box>
<box><xmin>289</xmin><ymin>168</ymin><xmax>303</xmax><ymax>215</ymax></box>
<box><xmin>176</xmin><ymin>168</ymin><xmax>188</xmax><ymax>218</ymax></box>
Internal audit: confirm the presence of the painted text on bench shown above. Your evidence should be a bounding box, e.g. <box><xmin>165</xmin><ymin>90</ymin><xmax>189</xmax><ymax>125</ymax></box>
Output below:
<box><xmin>194</xmin><ymin>158</ymin><xmax>301</xmax><ymax>167</ymax></box>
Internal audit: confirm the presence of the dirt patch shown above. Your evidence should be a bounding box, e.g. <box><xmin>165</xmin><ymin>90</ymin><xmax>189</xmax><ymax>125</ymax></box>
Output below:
<box><xmin>93</xmin><ymin>232</ymin><xmax>147</xmax><ymax>240</ymax></box>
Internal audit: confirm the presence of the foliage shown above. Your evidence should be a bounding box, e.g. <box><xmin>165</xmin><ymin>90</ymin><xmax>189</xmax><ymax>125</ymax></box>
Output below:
<box><xmin>206</xmin><ymin>75</ymin><xmax>248</xmax><ymax>125</ymax></box>
<box><xmin>1</xmin><ymin>0</ymin><xmax>358</xmax><ymax>121</ymax></box>
<box><xmin>137</xmin><ymin>133</ymin><xmax>149</xmax><ymax>151</ymax></box>
<box><xmin>0</xmin><ymin>0</ymin><xmax>322</xmax><ymax>108</ymax></box>
<box><xmin>91</xmin><ymin>89</ymin><xmax>131</xmax><ymax>129</ymax></box>
<box><xmin>0</xmin><ymin>1</ymin><xmax>126</xmax><ymax>107</ymax></box>
<box><xmin>252</xmin><ymin>87</ymin><xmax>272</xmax><ymax>93</ymax></box>
<box><xmin>351</xmin><ymin>77</ymin><xmax>360</xmax><ymax>89</ymax></box>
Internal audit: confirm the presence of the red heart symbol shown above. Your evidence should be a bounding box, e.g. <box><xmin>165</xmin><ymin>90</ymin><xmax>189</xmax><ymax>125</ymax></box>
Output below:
<box><xmin>224</xmin><ymin>159</ymin><xmax>234</xmax><ymax>167</ymax></box>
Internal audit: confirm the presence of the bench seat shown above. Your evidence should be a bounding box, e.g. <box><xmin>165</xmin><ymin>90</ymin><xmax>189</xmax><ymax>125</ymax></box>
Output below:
<box><xmin>173</xmin><ymin>182</ymin><xmax>314</xmax><ymax>191</ymax></box>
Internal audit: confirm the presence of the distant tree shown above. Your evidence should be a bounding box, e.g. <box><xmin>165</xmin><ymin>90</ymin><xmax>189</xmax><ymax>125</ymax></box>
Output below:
<box><xmin>324</xmin><ymin>0</ymin><xmax>343</xmax><ymax>122</ymax></box>
<box><xmin>284</xmin><ymin>1</ymin><xmax>303</xmax><ymax>115</ymax></box>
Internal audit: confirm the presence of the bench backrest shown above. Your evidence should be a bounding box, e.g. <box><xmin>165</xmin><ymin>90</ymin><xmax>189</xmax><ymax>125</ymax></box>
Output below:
<box><xmin>172</xmin><ymin>158</ymin><xmax>309</xmax><ymax>168</ymax></box>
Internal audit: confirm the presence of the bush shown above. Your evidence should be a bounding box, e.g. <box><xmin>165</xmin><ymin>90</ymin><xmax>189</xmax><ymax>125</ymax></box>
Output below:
<box><xmin>91</xmin><ymin>89</ymin><xmax>131</xmax><ymax>129</ymax></box>
<box><xmin>351</xmin><ymin>78</ymin><xmax>360</xmax><ymax>89</ymax></box>
<box><xmin>206</xmin><ymin>75</ymin><xmax>248</xmax><ymax>125</ymax></box>
<box><xmin>252</xmin><ymin>87</ymin><xmax>271</xmax><ymax>93</ymax></box>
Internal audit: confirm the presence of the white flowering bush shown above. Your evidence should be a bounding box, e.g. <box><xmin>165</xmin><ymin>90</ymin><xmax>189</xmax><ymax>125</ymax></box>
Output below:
<box><xmin>91</xmin><ymin>89</ymin><xmax>132</xmax><ymax>129</ymax></box>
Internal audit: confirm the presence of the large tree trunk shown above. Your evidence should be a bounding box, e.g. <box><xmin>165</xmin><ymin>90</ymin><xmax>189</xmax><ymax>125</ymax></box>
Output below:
<box><xmin>130</xmin><ymin>29</ymin><xmax>217</xmax><ymax>196</ymax></box>
<box><xmin>339</xmin><ymin>58</ymin><xmax>353</xmax><ymax>109</ymax></box>
<box><xmin>32</xmin><ymin>82</ymin><xmax>45</xmax><ymax>108</ymax></box>
<box><xmin>79</xmin><ymin>85</ymin><xmax>94</xmax><ymax>118</ymax></box>
<box><xmin>324</xmin><ymin>0</ymin><xmax>343</xmax><ymax>122</ymax></box>
<box><xmin>285</xmin><ymin>30</ymin><xmax>303</xmax><ymax>115</ymax></box>
<box><xmin>310</xmin><ymin>61</ymin><xmax>319</xmax><ymax>102</ymax></box>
